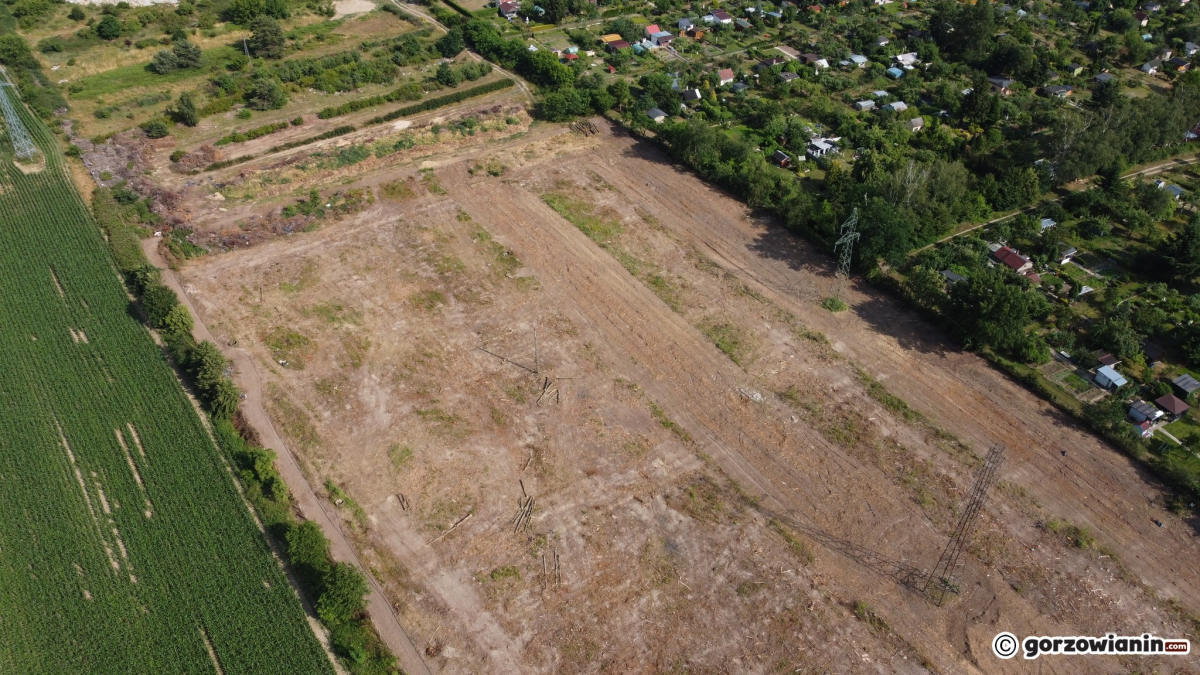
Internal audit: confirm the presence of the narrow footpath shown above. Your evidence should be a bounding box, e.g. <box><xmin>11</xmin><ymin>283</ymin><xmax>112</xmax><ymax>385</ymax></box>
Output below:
<box><xmin>142</xmin><ymin>239</ymin><xmax>433</xmax><ymax>675</ymax></box>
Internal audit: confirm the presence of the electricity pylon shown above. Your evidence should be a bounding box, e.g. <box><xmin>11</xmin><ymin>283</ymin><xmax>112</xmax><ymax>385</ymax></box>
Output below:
<box><xmin>0</xmin><ymin>82</ymin><xmax>37</xmax><ymax>160</ymax></box>
<box><xmin>830</xmin><ymin>208</ymin><xmax>859</xmax><ymax>303</ymax></box>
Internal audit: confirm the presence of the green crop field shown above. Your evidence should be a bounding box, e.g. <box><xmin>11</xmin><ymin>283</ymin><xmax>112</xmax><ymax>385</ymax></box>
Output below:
<box><xmin>0</xmin><ymin>88</ymin><xmax>336</xmax><ymax>674</ymax></box>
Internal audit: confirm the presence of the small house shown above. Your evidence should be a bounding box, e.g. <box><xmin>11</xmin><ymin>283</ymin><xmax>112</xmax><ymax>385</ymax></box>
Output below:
<box><xmin>1133</xmin><ymin>420</ymin><xmax>1154</xmax><ymax>438</ymax></box>
<box><xmin>1135</xmin><ymin>10</ymin><xmax>1149</xmax><ymax>26</ymax></box>
<box><xmin>855</xmin><ymin>100</ymin><xmax>876</xmax><ymax>111</ymax></box>
<box><xmin>682</xmin><ymin>88</ymin><xmax>702</xmax><ymax>102</ymax></box>
<box><xmin>886</xmin><ymin>67</ymin><xmax>904</xmax><ymax>79</ymax></box>
<box><xmin>1167</xmin><ymin>57</ymin><xmax>1191</xmax><ymax>72</ymax></box>
<box><xmin>778</xmin><ymin>71</ymin><xmax>799</xmax><ymax>82</ymax></box>
<box><xmin>1156</xmin><ymin>394</ymin><xmax>1191</xmax><ymax>421</ymax></box>
<box><xmin>646</xmin><ymin>108</ymin><xmax>667</xmax><ymax>123</ymax></box>
<box><xmin>1172</xmin><ymin>373</ymin><xmax>1200</xmax><ymax>396</ymax></box>
<box><xmin>1129</xmin><ymin>400</ymin><xmax>1164</xmax><ymax>423</ymax></box>
<box><xmin>687</xmin><ymin>27</ymin><xmax>706</xmax><ymax>39</ymax></box>
<box><xmin>498</xmin><ymin>1</ymin><xmax>519</xmax><ymax>18</ymax></box>
<box><xmin>1095</xmin><ymin>365</ymin><xmax>1128</xmax><ymax>389</ymax></box>
<box><xmin>776</xmin><ymin>45</ymin><xmax>801</xmax><ymax>60</ymax></box>
<box><xmin>771</xmin><ymin>149</ymin><xmax>791</xmax><ymax>167</ymax></box>
<box><xmin>941</xmin><ymin>270</ymin><xmax>966</xmax><ymax>285</ymax></box>
<box><xmin>882</xmin><ymin>101</ymin><xmax>908</xmax><ymax>112</ymax></box>
<box><xmin>1040</xmin><ymin>218</ymin><xmax>1056</xmax><ymax>232</ymax></box>
<box><xmin>872</xmin><ymin>90</ymin><xmax>890</xmax><ymax>99</ymax></box>
<box><xmin>731</xmin><ymin>82</ymin><xmax>750</xmax><ymax>93</ymax></box>
<box><xmin>988</xmin><ymin>76</ymin><xmax>1015</xmax><ymax>95</ymax></box>
<box><xmin>757</xmin><ymin>57</ymin><xmax>787</xmax><ymax>71</ymax></box>
<box><xmin>1141</xmin><ymin>59</ymin><xmax>1162</xmax><ymax>74</ymax></box>
<box><xmin>849</xmin><ymin>54</ymin><xmax>869</xmax><ymax>67</ymax></box>
<box><xmin>1185</xmin><ymin>42</ymin><xmax>1199</xmax><ymax>56</ymax></box>
<box><xmin>894</xmin><ymin>53</ymin><xmax>919</xmax><ymax>68</ymax></box>
<box><xmin>800</xmin><ymin>53</ymin><xmax>822</xmax><ymax>65</ymax></box>
<box><xmin>875</xmin><ymin>36</ymin><xmax>890</xmax><ymax>47</ymax></box>
<box><xmin>1058</xmin><ymin>245</ymin><xmax>1078</xmax><ymax>264</ymax></box>
<box><xmin>651</xmin><ymin>31</ymin><xmax>674</xmax><ymax>47</ymax></box>
<box><xmin>717</xmin><ymin>68</ymin><xmax>735</xmax><ymax>85</ymax></box>
<box><xmin>644</xmin><ymin>24</ymin><xmax>661</xmax><ymax>38</ymax></box>
<box><xmin>1095</xmin><ymin>72</ymin><xmax>1115</xmax><ymax>83</ymax></box>
<box><xmin>1067</xmin><ymin>63</ymin><xmax>1085</xmax><ymax>76</ymax></box>
<box><xmin>1099</xmin><ymin>353</ymin><xmax>1119</xmax><ymax>367</ymax></box>
<box><xmin>1044</xmin><ymin>84</ymin><xmax>1074</xmax><ymax>98</ymax></box>
<box><xmin>906</xmin><ymin>117</ymin><xmax>924</xmax><ymax>132</ymax></box>
<box><xmin>607</xmin><ymin>40</ymin><xmax>631</xmax><ymax>52</ymax></box>
<box><xmin>734</xmin><ymin>18</ymin><xmax>752</xmax><ymax>30</ymax></box>
<box><xmin>808</xmin><ymin>138</ymin><xmax>836</xmax><ymax>157</ymax></box>
<box><xmin>599</xmin><ymin>33</ymin><xmax>623</xmax><ymax>44</ymax></box>
<box><xmin>1142</xmin><ymin>340</ymin><xmax>1164</xmax><ymax>363</ymax></box>
<box><xmin>677</xmin><ymin>17</ymin><xmax>695</xmax><ymax>31</ymax></box>
<box><xmin>712</xmin><ymin>10</ymin><xmax>733</xmax><ymax>23</ymax></box>
<box><xmin>992</xmin><ymin>246</ymin><xmax>1033</xmax><ymax>274</ymax></box>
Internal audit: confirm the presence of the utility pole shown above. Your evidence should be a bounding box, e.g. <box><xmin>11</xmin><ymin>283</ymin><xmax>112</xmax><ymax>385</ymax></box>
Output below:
<box><xmin>0</xmin><ymin>81</ymin><xmax>38</xmax><ymax>160</ymax></box>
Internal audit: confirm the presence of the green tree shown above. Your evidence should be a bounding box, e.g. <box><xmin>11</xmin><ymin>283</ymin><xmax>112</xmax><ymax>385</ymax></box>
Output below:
<box><xmin>68</xmin><ymin>5</ymin><xmax>85</xmax><ymax>21</ymax></box>
<box><xmin>543</xmin><ymin>0</ymin><xmax>567</xmax><ymax>23</ymax></box>
<box><xmin>248</xmin><ymin>15</ymin><xmax>285</xmax><ymax>59</ymax></box>
<box><xmin>173</xmin><ymin>40</ymin><xmax>202</xmax><ymax>69</ymax></box>
<box><xmin>521</xmin><ymin>49</ymin><xmax>574</xmax><ymax>89</ymax></box>
<box><xmin>141</xmin><ymin>284</ymin><xmax>179</xmax><ymax>328</ymax></box>
<box><xmin>96</xmin><ymin>15</ymin><xmax>122</xmax><ymax>40</ymax></box>
<box><xmin>317</xmin><ymin>563</ymin><xmax>369</xmax><ymax>626</ymax></box>
<box><xmin>945</xmin><ymin>268</ymin><xmax>1046</xmax><ymax>351</ymax></box>
<box><xmin>247</xmin><ymin>76</ymin><xmax>287</xmax><ymax>109</ymax></box>
<box><xmin>904</xmin><ymin>265</ymin><xmax>949</xmax><ymax>311</ymax></box>
<box><xmin>265</xmin><ymin>0</ymin><xmax>290</xmax><ymax>19</ymax></box>
<box><xmin>436</xmin><ymin>28</ymin><xmax>465</xmax><ymax>58</ymax></box>
<box><xmin>1167</xmin><ymin>215</ymin><xmax>1200</xmax><ymax>280</ymax></box>
<box><xmin>227</xmin><ymin>0</ymin><xmax>265</xmax><ymax>24</ymax></box>
<box><xmin>435</xmin><ymin>62</ymin><xmax>462</xmax><ymax>87</ymax></box>
<box><xmin>286</xmin><ymin>521</ymin><xmax>332</xmax><ymax>588</ymax></box>
<box><xmin>607</xmin><ymin>79</ymin><xmax>631</xmax><ymax>110</ymax></box>
<box><xmin>149</xmin><ymin>50</ymin><xmax>178</xmax><ymax>74</ymax></box>
<box><xmin>161</xmin><ymin>304</ymin><xmax>194</xmax><ymax>337</ymax></box>
<box><xmin>209</xmin><ymin>378</ymin><xmax>240</xmax><ymax>420</ymax></box>
<box><xmin>172</xmin><ymin>92</ymin><xmax>199</xmax><ymax>127</ymax></box>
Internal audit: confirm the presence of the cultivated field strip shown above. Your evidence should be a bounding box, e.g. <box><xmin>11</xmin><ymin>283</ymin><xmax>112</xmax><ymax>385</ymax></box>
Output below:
<box><xmin>0</xmin><ymin>90</ymin><xmax>336</xmax><ymax>673</ymax></box>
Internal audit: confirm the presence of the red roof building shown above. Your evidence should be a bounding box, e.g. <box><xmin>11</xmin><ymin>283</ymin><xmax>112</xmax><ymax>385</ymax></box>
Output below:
<box><xmin>645</xmin><ymin>24</ymin><xmax>661</xmax><ymax>37</ymax></box>
<box><xmin>992</xmin><ymin>246</ymin><xmax>1033</xmax><ymax>274</ymax></box>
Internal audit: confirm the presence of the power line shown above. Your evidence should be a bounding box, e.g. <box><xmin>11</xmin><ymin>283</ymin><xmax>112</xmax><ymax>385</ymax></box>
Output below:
<box><xmin>0</xmin><ymin>82</ymin><xmax>38</xmax><ymax>160</ymax></box>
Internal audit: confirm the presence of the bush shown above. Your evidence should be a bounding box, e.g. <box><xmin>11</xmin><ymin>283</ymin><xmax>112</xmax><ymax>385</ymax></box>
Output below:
<box><xmin>316</xmin><ymin>563</ymin><xmax>369</xmax><ymax>626</ymax></box>
<box><xmin>141</xmin><ymin>284</ymin><xmax>180</xmax><ymax>328</ymax></box>
<box><xmin>140</xmin><ymin>118</ymin><xmax>170</xmax><ymax>138</ymax></box>
<box><xmin>247</xmin><ymin>76</ymin><xmax>287</xmax><ymax>110</ymax></box>
<box><xmin>365</xmin><ymin>78</ymin><xmax>514</xmax><ymax>124</ymax></box>
<box><xmin>286</xmin><ymin>520</ymin><xmax>332</xmax><ymax>587</ymax></box>
<box><xmin>96</xmin><ymin>15</ymin><xmax>122</xmax><ymax>40</ymax></box>
<box><xmin>68</xmin><ymin>5</ymin><xmax>85</xmax><ymax>20</ymax></box>
<box><xmin>214</xmin><ymin>120</ymin><xmax>290</xmax><ymax>145</ymax></box>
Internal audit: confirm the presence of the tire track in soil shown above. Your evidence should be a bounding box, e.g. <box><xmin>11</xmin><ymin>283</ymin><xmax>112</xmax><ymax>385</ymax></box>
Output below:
<box><xmin>441</xmin><ymin>167</ymin><xmax>1080</xmax><ymax>673</ymax></box>
<box><xmin>577</xmin><ymin>125</ymin><xmax>1200</xmax><ymax>613</ymax></box>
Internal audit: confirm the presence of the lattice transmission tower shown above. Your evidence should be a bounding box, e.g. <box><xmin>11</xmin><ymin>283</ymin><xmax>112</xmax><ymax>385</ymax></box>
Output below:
<box><xmin>924</xmin><ymin>444</ymin><xmax>1005</xmax><ymax>606</ymax></box>
<box><xmin>0</xmin><ymin>82</ymin><xmax>38</xmax><ymax>160</ymax></box>
<box><xmin>830</xmin><ymin>208</ymin><xmax>859</xmax><ymax>302</ymax></box>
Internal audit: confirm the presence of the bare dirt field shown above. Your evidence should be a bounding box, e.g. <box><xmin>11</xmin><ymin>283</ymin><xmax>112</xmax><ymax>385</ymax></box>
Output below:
<box><xmin>175</xmin><ymin>119</ymin><xmax>1200</xmax><ymax>674</ymax></box>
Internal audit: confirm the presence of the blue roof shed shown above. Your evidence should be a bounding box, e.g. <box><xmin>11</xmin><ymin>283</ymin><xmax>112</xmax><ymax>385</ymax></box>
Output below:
<box><xmin>886</xmin><ymin>67</ymin><xmax>904</xmax><ymax>79</ymax></box>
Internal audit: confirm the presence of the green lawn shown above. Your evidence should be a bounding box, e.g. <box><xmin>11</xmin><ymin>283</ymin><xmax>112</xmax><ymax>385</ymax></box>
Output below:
<box><xmin>70</xmin><ymin>45</ymin><xmax>244</xmax><ymax>100</ymax></box>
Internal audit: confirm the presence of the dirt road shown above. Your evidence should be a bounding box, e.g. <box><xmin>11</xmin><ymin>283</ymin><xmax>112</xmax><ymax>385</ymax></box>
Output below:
<box><xmin>142</xmin><ymin>239</ymin><xmax>433</xmax><ymax>675</ymax></box>
<box><xmin>575</xmin><ymin>124</ymin><xmax>1200</xmax><ymax>610</ymax></box>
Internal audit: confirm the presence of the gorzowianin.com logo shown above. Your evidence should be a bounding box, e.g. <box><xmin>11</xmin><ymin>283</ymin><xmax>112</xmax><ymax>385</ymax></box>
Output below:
<box><xmin>992</xmin><ymin>631</ymin><xmax>1190</xmax><ymax>660</ymax></box>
